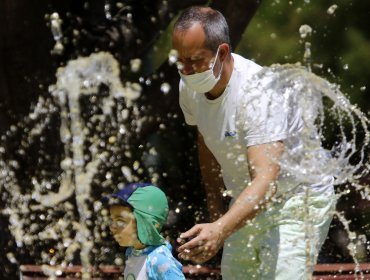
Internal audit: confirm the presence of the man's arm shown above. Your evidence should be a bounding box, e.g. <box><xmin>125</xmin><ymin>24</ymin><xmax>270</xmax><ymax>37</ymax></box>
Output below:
<box><xmin>198</xmin><ymin>131</ymin><xmax>227</xmax><ymax>221</ymax></box>
<box><xmin>178</xmin><ymin>141</ymin><xmax>284</xmax><ymax>263</ymax></box>
<box><xmin>216</xmin><ymin>141</ymin><xmax>282</xmax><ymax>235</ymax></box>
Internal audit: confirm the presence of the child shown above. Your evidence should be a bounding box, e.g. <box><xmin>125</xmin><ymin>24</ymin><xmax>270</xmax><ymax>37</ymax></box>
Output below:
<box><xmin>102</xmin><ymin>182</ymin><xmax>186</xmax><ymax>280</ymax></box>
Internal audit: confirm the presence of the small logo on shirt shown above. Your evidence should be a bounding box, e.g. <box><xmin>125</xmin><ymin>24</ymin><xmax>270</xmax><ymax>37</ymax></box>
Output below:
<box><xmin>224</xmin><ymin>131</ymin><xmax>237</xmax><ymax>137</ymax></box>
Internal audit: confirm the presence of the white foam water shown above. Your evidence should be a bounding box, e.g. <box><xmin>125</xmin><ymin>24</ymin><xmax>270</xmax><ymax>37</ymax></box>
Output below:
<box><xmin>1</xmin><ymin>52</ymin><xmax>143</xmax><ymax>277</ymax></box>
<box><xmin>239</xmin><ymin>62</ymin><xmax>369</xmax><ymax>277</ymax></box>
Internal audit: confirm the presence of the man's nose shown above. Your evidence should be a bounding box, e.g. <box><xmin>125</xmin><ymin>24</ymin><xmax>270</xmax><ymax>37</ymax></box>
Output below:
<box><xmin>181</xmin><ymin>63</ymin><xmax>195</xmax><ymax>75</ymax></box>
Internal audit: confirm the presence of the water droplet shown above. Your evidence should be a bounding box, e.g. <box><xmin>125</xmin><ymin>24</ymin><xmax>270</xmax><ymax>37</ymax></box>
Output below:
<box><xmin>327</xmin><ymin>4</ymin><xmax>338</xmax><ymax>15</ymax></box>
<box><xmin>237</xmin><ymin>154</ymin><xmax>246</xmax><ymax>162</ymax></box>
<box><xmin>133</xmin><ymin>161</ymin><xmax>140</xmax><ymax>170</ymax></box>
<box><xmin>160</xmin><ymin>82</ymin><xmax>171</xmax><ymax>94</ymax></box>
<box><xmin>114</xmin><ymin>257</ymin><xmax>124</xmax><ymax>266</ymax></box>
<box><xmin>108</xmin><ymin>136</ymin><xmax>116</xmax><ymax>144</ymax></box>
<box><xmin>130</xmin><ymin>58</ymin><xmax>141</xmax><ymax>73</ymax></box>
<box><xmin>104</xmin><ymin>2</ymin><xmax>112</xmax><ymax>20</ymax></box>
<box><xmin>168</xmin><ymin>49</ymin><xmax>178</xmax><ymax>65</ymax></box>
<box><xmin>299</xmin><ymin>24</ymin><xmax>312</xmax><ymax>39</ymax></box>
<box><xmin>105</xmin><ymin>172</ymin><xmax>112</xmax><ymax>180</ymax></box>
<box><xmin>121</xmin><ymin>166</ymin><xmax>133</xmax><ymax>181</ymax></box>
<box><xmin>125</xmin><ymin>82</ymin><xmax>142</xmax><ymax>100</ymax></box>
<box><xmin>149</xmin><ymin>147</ymin><xmax>157</xmax><ymax>155</ymax></box>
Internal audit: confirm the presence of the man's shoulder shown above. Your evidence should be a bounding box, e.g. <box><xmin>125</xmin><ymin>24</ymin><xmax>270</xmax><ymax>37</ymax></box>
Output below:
<box><xmin>232</xmin><ymin>53</ymin><xmax>262</xmax><ymax>77</ymax></box>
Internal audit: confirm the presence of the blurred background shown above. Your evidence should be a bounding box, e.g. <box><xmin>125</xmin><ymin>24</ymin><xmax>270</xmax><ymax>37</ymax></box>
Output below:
<box><xmin>1</xmin><ymin>0</ymin><xmax>369</xmax><ymax>278</ymax></box>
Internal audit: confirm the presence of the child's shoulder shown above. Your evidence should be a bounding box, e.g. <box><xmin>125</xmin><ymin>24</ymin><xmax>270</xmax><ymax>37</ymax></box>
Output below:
<box><xmin>147</xmin><ymin>243</ymin><xmax>173</xmax><ymax>264</ymax></box>
<box><xmin>145</xmin><ymin>243</ymin><xmax>185</xmax><ymax>280</ymax></box>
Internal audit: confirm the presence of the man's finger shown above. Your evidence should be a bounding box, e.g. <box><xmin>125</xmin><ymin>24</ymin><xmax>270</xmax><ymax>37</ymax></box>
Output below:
<box><xmin>179</xmin><ymin>224</ymin><xmax>201</xmax><ymax>239</ymax></box>
<box><xmin>178</xmin><ymin>233</ymin><xmax>207</xmax><ymax>252</ymax></box>
<box><xmin>186</xmin><ymin>245</ymin><xmax>204</xmax><ymax>257</ymax></box>
<box><xmin>187</xmin><ymin>249</ymin><xmax>214</xmax><ymax>263</ymax></box>
<box><xmin>179</xmin><ymin>246</ymin><xmax>207</xmax><ymax>260</ymax></box>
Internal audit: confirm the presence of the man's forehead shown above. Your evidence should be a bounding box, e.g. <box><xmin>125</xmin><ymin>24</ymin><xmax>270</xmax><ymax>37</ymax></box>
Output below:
<box><xmin>173</xmin><ymin>23</ymin><xmax>208</xmax><ymax>56</ymax></box>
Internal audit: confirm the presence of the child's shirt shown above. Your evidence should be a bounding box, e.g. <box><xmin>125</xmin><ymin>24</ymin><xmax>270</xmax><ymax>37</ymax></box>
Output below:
<box><xmin>124</xmin><ymin>242</ymin><xmax>185</xmax><ymax>280</ymax></box>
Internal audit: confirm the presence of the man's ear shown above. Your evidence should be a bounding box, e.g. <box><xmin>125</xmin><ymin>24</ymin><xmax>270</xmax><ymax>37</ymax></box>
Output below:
<box><xmin>219</xmin><ymin>43</ymin><xmax>230</xmax><ymax>62</ymax></box>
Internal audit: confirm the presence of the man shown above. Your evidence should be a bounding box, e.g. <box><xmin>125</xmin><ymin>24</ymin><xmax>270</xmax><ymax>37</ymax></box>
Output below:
<box><xmin>173</xmin><ymin>6</ymin><xmax>335</xmax><ymax>280</ymax></box>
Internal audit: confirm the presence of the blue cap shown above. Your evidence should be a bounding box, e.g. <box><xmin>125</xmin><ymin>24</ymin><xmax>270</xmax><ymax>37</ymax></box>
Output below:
<box><xmin>102</xmin><ymin>182</ymin><xmax>152</xmax><ymax>207</ymax></box>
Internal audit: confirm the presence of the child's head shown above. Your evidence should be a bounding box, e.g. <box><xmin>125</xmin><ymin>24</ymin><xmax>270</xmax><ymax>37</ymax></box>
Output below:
<box><xmin>103</xmin><ymin>183</ymin><xmax>169</xmax><ymax>248</ymax></box>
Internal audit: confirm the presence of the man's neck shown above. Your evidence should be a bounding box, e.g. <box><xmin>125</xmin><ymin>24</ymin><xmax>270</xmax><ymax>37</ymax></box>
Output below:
<box><xmin>206</xmin><ymin>55</ymin><xmax>234</xmax><ymax>100</ymax></box>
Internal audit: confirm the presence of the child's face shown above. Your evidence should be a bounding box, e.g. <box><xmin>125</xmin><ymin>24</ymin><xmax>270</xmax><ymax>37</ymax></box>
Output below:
<box><xmin>109</xmin><ymin>205</ymin><xmax>144</xmax><ymax>249</ymax></box>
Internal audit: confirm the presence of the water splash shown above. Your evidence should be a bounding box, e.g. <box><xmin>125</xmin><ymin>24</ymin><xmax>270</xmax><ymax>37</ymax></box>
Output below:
<box><xmin>299</xmin><ymin>24</ymin><xmax>313</xmax><ymax>71</ymax></box>
<box><xmin>49</xmin><ymin>13</ymin><xmax>64</xmax><ymax>55</ymax></box>
<box><xmin>0</xmin><ymin>52</ymin><xmax>143</xmax><ymax>276</ymax></box>
<box><xmin>258</xmin><ymin>64</ymin><xmax>368</xmax><ymax>182</ymax></box>
<box><xmin>242</xmin><ymin>62</ymin><xmax>370</xmax><ymax>275</ymax></box>
<box><xmin>104</xmin><ymin>1</ymin><xmax>113</xmax><ymax>20</ymax></box>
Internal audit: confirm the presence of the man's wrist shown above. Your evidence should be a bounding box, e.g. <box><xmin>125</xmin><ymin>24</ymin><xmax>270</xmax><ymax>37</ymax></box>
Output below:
<box><xmin>214</xmin><ymin>217</ymin><xmax>232</xmax><ymax>241</ymax></box>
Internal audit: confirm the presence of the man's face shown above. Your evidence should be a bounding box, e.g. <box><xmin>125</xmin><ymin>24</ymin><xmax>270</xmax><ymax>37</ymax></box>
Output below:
<box><xmin>172</xmin><ymin>23</ymin><xmax>215</xmax><ymax>75</ymax></box>
<box><xmin>109</xmin><ymin>205</ymin><xmax>141</xmax><ymax>248</ymax></box>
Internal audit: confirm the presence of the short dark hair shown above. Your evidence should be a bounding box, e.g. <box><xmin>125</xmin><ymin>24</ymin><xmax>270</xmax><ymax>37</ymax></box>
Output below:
<box><xmin>173</xmin><ymin>6</ymin><xmax>231</xmax><ymax>53</ymax></box>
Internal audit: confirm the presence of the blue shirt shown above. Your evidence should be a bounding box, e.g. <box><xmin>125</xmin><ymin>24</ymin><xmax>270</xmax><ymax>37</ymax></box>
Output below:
<box><xmin>124</xmin><ymin>242</ymin><xmax>185</xmax><ymax>280</ymax></box>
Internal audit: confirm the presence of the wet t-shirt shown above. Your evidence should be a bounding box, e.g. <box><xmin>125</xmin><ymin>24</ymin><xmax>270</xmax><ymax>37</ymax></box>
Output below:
<box><xmin>179</xmin><ymin>53</ymin><xmax>327</xmax><ymax>197</ymax></box>
<box><xmin>180</xmin><ymin>54</ymin><xmax>262</xmax><ymax>197</ymax></box>
<box><xmin>124</xmin><ymin>242</ymin><xmax>185</xmax><ymax>280</ymax></box>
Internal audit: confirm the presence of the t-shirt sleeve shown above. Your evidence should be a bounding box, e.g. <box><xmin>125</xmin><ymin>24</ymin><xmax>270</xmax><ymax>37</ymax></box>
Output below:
<box><xmin>179</xmin><ymin>81</ymin><xmax>197</xmax><ymax>126</ymax></box>
<box><xmin>240</xmin><ymin>78</ymin><xmax>303</xmax><ymax>147</ymax></box>
<box><xmin>146</xmin><ymin>250</ymin><xmax>185</xmax><ymax>280</ymax></box>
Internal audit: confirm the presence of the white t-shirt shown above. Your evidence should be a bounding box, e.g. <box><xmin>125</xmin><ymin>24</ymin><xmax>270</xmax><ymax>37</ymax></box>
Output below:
<box><xmin>179</xmin><ymin>53</ymin><xmax>332</xmax><ymax>198</ymax></box>
<box><xmin>124</xmin><ymin>254</ymin><xmax>148</xmax><ymax>280</ymax></box>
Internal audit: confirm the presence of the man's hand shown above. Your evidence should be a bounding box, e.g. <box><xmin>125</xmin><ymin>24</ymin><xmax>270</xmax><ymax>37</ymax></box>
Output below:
<box><xmin>177</xmin><ymin>222</ymin><xmax>225</xmax><ymax>263</ymax></box>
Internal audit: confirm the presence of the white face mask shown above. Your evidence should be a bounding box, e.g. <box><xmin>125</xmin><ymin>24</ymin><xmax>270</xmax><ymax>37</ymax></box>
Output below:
<box><xmin>179</xmin><ymin>47</ymin><xmax>223</xmax><ymax>94</ymax></box>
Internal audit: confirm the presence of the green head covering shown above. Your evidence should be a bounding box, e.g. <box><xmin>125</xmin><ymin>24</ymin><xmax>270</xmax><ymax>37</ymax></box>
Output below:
<box><xmin>104</xmin><ymin>183</ymin><xmax>169</xmax><ymax>246</ymax></box>
<box><xmin>128</xmin><ymin>186</ymin><xmax>169</xmax><ymax>245</ymax></box>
